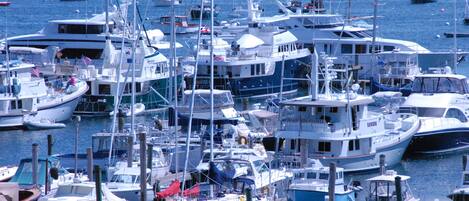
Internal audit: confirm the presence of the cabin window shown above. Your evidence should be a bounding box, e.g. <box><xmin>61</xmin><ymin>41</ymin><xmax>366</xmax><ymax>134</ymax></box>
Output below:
<box><xmin>307</xmin><ymin>172</ymin><xmax>316</xmax><ymax>179</ymax></box>
<box><xmin>355</xmin><ymin>44</ymin><xmax>367</xmax><ymax>54</ymax></box>
<box><xmin>445</xmin><ymin>108</ymin><xmax>468</xmax><ymax>123</ymax></box>
<box><xmin>348</xmin><ymin>139</ymin><xmax>360</xmax><ymax>151</ymax></box>
<box><xmin>298</xmin><ymin>106</ymin><xmax>307</xmax><ymax>112</ymax></box>
<box><xmin>383</xmin><ymin>45</ymin><xmax>395</xmax><ymax>51</ymax></box>
<box><xmin>251</xmin><ymin>65</ymin><xmax>255</xmax><ymax>76</ymax></box>
<box><xmin>58</xmin><ymin>24</ymin><xmax>107</xmax><ymax>34</ymax></box>
<box><xmin>319</xmin><ymin>173</ymin><xmax>329</xmax><ymax>180</ymax></box>
<box><xmin>329</xmin><ymin>107</ymin><xmax>338</xmax><ymax>113</ymax></box>
<box><xmin>58</xmin><ymin>48</ymin><xmax>102</xmax><ymax>59</ymax></box>
<box><xmin>290</xmin><ymin>140</ymin><xmax>296</xmax><ymax>150</ymax></box>
<box><xmin>318</xmin><ymin>141</ymin><xmax>331</xmax><ymax>152</ymax></box>
<box><xmin>317</xmin><ymin>107</ymin><xmax>323</xmax><ymax>113</ymax></box>
<box><xmin>333</xmin><ymin>31</ymin><xmax>353</xmax><ymax>38</ymax></box>
<box><xmin>464</xmin><ymin>174</ymin><xmax>469</xmax><ymax>185</ymax></box>
<box><xmin>10</xmin><ymin>100</ymin><xmax>22</xmax><ymax>109</ymax></box>
<box><xmin>341</xmin><ymin>44</ymin><xmax>353</xmax><ymax>54</ymax></box>
<box><xmin>369</xmin><ymin>45</ymin><xmax>381</xmax><ymax>53</ymax></box>
<box><xmin>98</xmin><ymin>84</ymin><xmax>111</xmax><ymax>95</ymax></box>
<box><xmin>350</xmin><ymin>31</ymin><xmax>365</xmax><ymax>38</ymax></box>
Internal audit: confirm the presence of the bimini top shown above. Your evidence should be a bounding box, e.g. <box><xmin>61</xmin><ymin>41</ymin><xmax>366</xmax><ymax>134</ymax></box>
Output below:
<box><xmin>367</xmin><ymin>170</ymin><xmax>410</xmax><ymax>182</ymax></box>
<box><xmin>237</xmin><ymin>34</ymin><xmax>264</xmax><ymax>49</ymax></box>
<box><xmin>281</xmin><ymin>94</ymin><xmax>374</xmax><ymax>107</ymax></box>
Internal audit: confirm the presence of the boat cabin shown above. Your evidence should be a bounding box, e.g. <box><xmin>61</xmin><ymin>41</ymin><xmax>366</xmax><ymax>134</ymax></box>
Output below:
<box><xmin>291</xmin><ymin>165</ymin><xmax>345</xmax><ymax>185</ymax></box>
<box><xmin>108</xmin><ymin>167</ymin><xmax>151</xmax><ymax>185</ymax></box>
<box><xmin>92</xmin><ymin>133</ymin><xmax>133</xmax><ymax>157</ymax></box>
<box><xmin>411</xmin><ymin>74</ymin><xmax>469</xmax><ymax>94</ymax></box>
<box><xmin>366</xmin><ymin>170</ymin><xmax>415</xmax><ymax>201</ymax></box>
<box><xmin>160</xmin><ymin>16</ymin><xmax>191</xmax><ymax>26</ymax></box>
<box><xmin>278</xmin><ymin>95</ymin><xmax>383</xmax><ymax>159</ymax></box>
<box><xmin>45</xmin><ymin>20</ymin><xmax>115</xmax><ymax>35</ymax></box>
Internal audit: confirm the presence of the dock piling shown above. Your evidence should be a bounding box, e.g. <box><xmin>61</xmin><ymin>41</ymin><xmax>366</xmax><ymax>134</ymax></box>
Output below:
<box><xmin>139</xmin><ymin>132</ymin><xmax>147</xmax><ymax>201</ymax></box>
<box><xmin>395</xmin><ymin>176</ymin><xmax>402</xmax><ymax>201</ymax></box>
<box><xmin>87</xmin><ymin>147</ymin><xmax>94</xmax><ymax>181</ymax></box>
<box><xmin>127</xmin><ymin>135</ymin><xmax>133</xmax><ymax>168</ymax></box>
<box><xmin>32</xmin><ymin>143</ymin><xmax>39</xmax><ymax>186</ymax></box>
<box><xmin>328</xmin><ymin>162</ymin><xmax>336</xmax><ymax>201</ymax></box>
<box><xmin>94</xmin><ymin>165</ymin><xmax>102</xmax><ymax>201</ymax></box>
<box><xmin>379</xmin><ymin>154</ymin><xmax>385</xmax><ymax>174</ymax></box>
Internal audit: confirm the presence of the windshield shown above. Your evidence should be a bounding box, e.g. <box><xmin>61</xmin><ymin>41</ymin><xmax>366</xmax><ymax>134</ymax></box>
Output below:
<box><xmin>399</xmin><ymin>107</ymin><xmax>446</xmax><ymax>117</ymax></box>
<box><xmin>110</xmin><ymin>174</ymin><xmax>138</xmax><ymax>183</ymax></box>
<box><xmin>412</xmin><ymin>77</ymin><xmax>467</xmax><ymax>94</ymax></box>
<box><xmin>55</xmin><ymin>185</ymin><xmax>94</xmax><ymax>197</ymax></box>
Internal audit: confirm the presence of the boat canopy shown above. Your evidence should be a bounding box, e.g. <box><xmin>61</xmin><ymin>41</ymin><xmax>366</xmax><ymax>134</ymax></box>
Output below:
<box><xmin>237</xmin><ymin>34</ymin><xmax>264</xmax><ymax>49</ymax></box>
<box><xmin>412</xmin><ymin>75</ymin><xmax>469</xmax><ymax>94</ymax></box>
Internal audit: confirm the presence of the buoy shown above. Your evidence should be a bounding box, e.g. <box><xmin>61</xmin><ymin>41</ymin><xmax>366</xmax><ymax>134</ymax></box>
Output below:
<box><xmin>75</xmin><ymin>9</ymin><xmax>80</xmax><ymax>14</ymax></box>
<box><xmin>436</xmin><ymin>34</ymin><xmax>441</xmax><ymax>38</ymax></box>
<box><xmin>446</xmin><ymin>22</ymin><xmax>450</xmax><ymax>26</ymax></box>
<box><xmin>440</xmin><ymin>8</ymin><xmax>445</xmax><ymax>12</ymax></box>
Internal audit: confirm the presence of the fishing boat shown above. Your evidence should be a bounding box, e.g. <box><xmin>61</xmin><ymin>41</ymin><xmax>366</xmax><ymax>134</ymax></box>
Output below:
<box><xmin>275</xmin><ymin>56</ymin><xmax>420</xmax><ymax>172</ymax></box>
<box><xmin>401</xmin><ymin>68</ymin><xmax>469</xmax><ymax>155</ymax></box>
<box><xmin>366</xmin><ymin>170</ymin><xmax>419</xmax><ymax>201</ymax></box>
<box><xmin>0</xmin><ymin>166</ymin><xmax>17</xmax><ymax>182</ymax></box>
<box><xmin>195</xmin><ymin>145</ymin><xmax>268</xmax><ymax>172</ymax></box>
<box><xmin>448</xmin><ymin>155</ymin><xmax>469</xmax><ymax>201</ymax></box>
<box><xmin>287</xmin><ymin>160</ymin><xmax>360</xmax><ymax>201</ymax></box>
<box><xmin>106</xmin><ymin>167</ymin><xmax>154</xmax><ymax>201</ymax></box>
<box><xmin>39</xmin><ymin>182</ymin><xmax>125</xmax><ymax>201</ymax></box>
<box><xmin>156</xmin><ymin>16</ymin><xmax>199</xmax><ymax>34</ymax></box>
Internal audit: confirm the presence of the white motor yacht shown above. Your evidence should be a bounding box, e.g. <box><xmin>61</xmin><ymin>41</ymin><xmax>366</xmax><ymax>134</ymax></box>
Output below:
<box><xmin>401</xmin><ymin>68</ymin><xmax>469</xmax><ymax>155</ymax></box>
<box><xmin>448</xmin><ymin>155</ymin><xmax>469</xmax><ymax>201</ymax></box>
<box><xmin>275</xmin><ymin>56</ymin><xmax>420</xmax><ymax>172</ymax></box>
<box><xmin>106</xmin><ymin>167</ymin><xmax>154</xmax><ymax>201</ymax></box>
<box><xmin>0</xmin><ymin>59</ymin><xmax>87</xmax><ymax>128</ymax></box>
<box><xmin>287</xmin><ymin>159</ymin><xmax>359</xmax><ymax>201</ymax></box>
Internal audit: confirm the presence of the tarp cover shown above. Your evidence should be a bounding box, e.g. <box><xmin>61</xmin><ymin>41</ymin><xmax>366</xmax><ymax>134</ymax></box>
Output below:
<box><xmin>156</xmin><ymin>180</ymin><xmax>180</xmax><ymax>199</ymax></box>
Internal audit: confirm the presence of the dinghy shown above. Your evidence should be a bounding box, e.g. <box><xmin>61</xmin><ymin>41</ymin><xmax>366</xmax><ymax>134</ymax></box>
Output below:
<box><xmin>23</xmin><ymin>119</ymin><xmax>66</xmax><ymax>130</ymax></box>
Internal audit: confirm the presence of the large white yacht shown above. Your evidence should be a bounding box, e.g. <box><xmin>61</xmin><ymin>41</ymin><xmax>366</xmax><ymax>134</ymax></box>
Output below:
<box><xmin>275</xmin><ymin>56</ymin><xmax>420</xmax><ymax>172</ymax></box>
<box><xmin>400</xmin><ymin>68</ymin><xmax>469</xmax><ymax>155</ymax></box>
<box><xmin>271</xmin><ymin>0</ymin><xmax>459</xmax><ymax>80</ymax></box>
<box><xmin>1</xmin><ymin>2</ymin><xmax>178</xmax><ymax>115</ymax></box>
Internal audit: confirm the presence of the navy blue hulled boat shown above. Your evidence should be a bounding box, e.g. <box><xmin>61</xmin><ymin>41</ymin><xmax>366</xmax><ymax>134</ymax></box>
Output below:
<box><xmin>401</xmin><ymin>69</ymin><xmax>469</xmax><ymax>155</ymax></box>
<box><xmin>185</xmin><ymin>28</ymin><xmax>311</xmax><ymax>99</ymax></box>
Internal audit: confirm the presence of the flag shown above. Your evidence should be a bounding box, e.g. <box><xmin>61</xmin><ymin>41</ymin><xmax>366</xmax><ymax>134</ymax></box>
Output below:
<box><xmin>31</xmin><ymin>66</ymin><xmax>40</xmax><ymax>77</ymax></box>
<box><xmin>81</xmin><ymin>56</ymin><xmax>92</xmax><ymax>66</ymax></box>
<box><xmin>214</xmin><ymin>55</ymin><xmax>225</xmax><ymax>61</ymax></box>
<box><xmin>0</xmin><ymin>2</ymin><xmax>10</xmax><ymax>7</ymax></box>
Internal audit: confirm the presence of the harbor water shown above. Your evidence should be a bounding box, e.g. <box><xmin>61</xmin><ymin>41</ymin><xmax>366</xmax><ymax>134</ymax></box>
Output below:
<box><xmin>1</xmin><ymin>0</ymin><xmax>469</xmax><ymax>200</ymax></box>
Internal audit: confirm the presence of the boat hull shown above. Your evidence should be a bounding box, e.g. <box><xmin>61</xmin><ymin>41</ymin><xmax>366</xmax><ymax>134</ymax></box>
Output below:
<box><xmin>0</xmin><ymin>94</ymin><xmax>81</xmax><ymax>128</ymax></box>
<box><xmin>406</xmin><ymin>128</ymin><xmax>469</xmax><ymax>155</ymax></box>
<box><xmin>288</xmin><ymin>189</ymin><xmax>356</xmax><ymax>201</ymax></box>
<box><xmin>74</xmin><ymin>76</ymin><xmax>176</xmax><ymax>115</ymax></box>
<box><xmin>318</xmin><ymin>135</ymin><xmax>413</xmax><ymax>172</ymax></box>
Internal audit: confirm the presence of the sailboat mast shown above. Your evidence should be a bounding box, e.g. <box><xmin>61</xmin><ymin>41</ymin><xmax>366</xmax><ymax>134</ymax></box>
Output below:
<box><xmin>370</xmin><ymin>0</ymin><xmax>378</xmax><ymax>79</ymax></box>
<box><xmin>170</xmin><ymin>0</ymin><xmax>179</xmax><ymax>179</ymax></box>
<box><xmin>454</xmin><ymin>0</ymin><xmax>458</xmax><ymax>72</ymax></box>
<box><xmin>131</xmin><ymin>0</ymin><xmax>136</xmax><ymax>140</ymax></box>
<box><xmin>209</xmin><ymin>0</ymin><xmax>215</xmax><ymax>163</ymax></box>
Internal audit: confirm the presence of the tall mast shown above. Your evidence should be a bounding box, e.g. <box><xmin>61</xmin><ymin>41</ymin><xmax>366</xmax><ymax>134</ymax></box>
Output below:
<box><xmin>131</xmin><ymin>0</ymin><xmax>137</xmax><ymax>141</ymax></box>
<box><xmin>454</xmin><ymin>0</ymin><xmax>458</xmax><ymax>72</ymax></box>
<box><xmin>170</xmin><ymin>0</ymin><xmax>179</xmax><ymax>178</ymax></box>
<box><xmin>370</xmin><ymin>0</ymin><xmax>378</xmax><ymax>79</ymax></box>
<box><xmin>209</xmin><ymin>0</ymin><xmax>215</xmax><ymax>198</ymax></box>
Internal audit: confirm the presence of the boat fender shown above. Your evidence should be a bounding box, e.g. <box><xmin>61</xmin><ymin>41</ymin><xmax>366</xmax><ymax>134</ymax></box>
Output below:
<box><xmin>238</xmin><ymin>136</ymin><xmax>248</xmax><ymax>145</ymax></box>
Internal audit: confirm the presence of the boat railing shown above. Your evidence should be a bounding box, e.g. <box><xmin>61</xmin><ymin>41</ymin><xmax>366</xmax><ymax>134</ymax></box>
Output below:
<box><xmin>280</xmin><ymin>119</ymin><xmax>351</xmax><ymax>137</ymax></box>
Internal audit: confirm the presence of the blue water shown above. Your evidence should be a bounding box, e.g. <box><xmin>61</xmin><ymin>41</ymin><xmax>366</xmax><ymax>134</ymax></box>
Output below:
<box><xmin>1</xmin><ymin>0</ymin><xmax>469</xmax><ymax>200</ymax></box>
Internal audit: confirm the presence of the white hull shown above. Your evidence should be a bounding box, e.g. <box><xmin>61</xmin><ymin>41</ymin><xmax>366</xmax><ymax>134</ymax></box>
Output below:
<box><xmin>153</xmin><ymin>0</ymin><xmax>181</xmax><ymax>6</ymax></box>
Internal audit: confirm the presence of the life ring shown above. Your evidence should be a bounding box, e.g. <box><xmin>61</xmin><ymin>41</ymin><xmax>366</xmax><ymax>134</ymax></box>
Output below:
<box><xmin>238</xmin><ymin>136</ymin><xmax>248</xmax><ymax>145</ymax></box>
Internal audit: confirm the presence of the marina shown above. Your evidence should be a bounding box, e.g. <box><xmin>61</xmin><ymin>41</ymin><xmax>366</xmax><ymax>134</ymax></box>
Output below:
<box><xmin>2</xmin><ymin>0</ymin><xmax>469</xmax><ymax>200</ymax></box>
